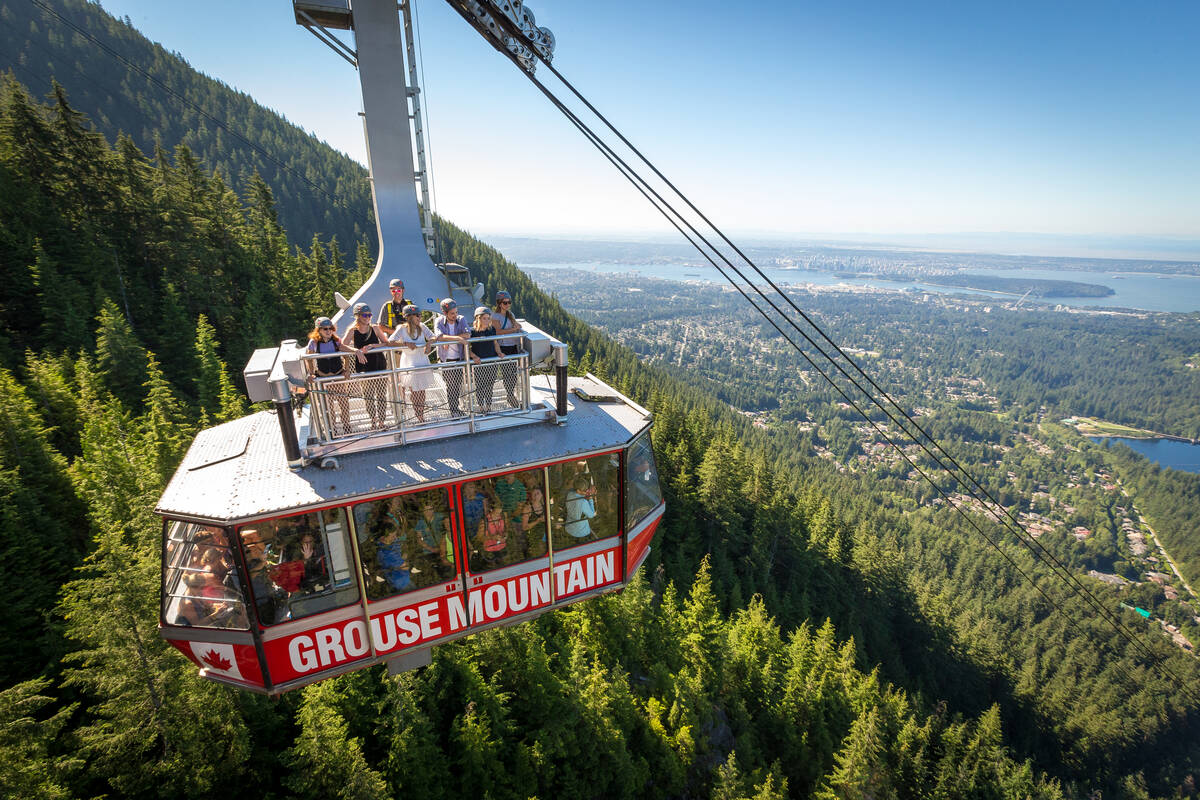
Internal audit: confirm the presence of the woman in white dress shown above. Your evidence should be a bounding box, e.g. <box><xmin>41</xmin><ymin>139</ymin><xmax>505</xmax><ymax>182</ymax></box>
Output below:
<box><xmin>388</xmin><ymin>304</ymin><xmax>436</xmax><ymax>422</ymax></box>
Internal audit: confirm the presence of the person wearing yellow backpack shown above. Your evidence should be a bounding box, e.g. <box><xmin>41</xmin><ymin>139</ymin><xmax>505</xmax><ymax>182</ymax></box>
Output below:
<box><xmin>379</xmin><ymin>278</ymin><xmax>415</xmax><ymax>336</ymax></box>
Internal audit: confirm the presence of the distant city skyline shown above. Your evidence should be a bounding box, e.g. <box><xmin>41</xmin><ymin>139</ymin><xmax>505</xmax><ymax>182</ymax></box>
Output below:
<box><xmin>93</xmin><ymin>1</ymin><xmax>1200</xmax><ymax>257</ymax></box>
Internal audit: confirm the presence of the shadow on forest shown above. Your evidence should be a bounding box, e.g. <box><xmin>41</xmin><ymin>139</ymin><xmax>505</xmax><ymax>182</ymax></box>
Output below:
<box><xmin>648</xmin><ymin>511</ymin><xmax>1073</xmax><ymax>781</ymax></box>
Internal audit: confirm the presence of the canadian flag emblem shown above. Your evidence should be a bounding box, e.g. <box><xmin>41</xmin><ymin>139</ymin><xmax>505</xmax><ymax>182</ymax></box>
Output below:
<box><xmin>189</xmin><ymin>642</ymin><xmax>244</xmax><ymax>681</ymax></box>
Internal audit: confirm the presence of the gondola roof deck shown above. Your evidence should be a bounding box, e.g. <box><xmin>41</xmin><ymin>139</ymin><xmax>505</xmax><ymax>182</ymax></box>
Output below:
<box><xmin>157</xmin><ymin>374</ymin><xmax>652</xmax><ymax>524</ymax></box>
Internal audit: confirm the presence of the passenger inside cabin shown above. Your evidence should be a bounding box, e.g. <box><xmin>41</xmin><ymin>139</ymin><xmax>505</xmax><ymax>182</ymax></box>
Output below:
<box><xmin>516</xmin><ymin>485</ymin><xmax>547</xmax><ymax>538</ymax></box>
<box><xmin>176</xmin><ymin>552</ymin><xmax>247</xmax><ymax>628</ymax></box>
<box><xmin>629</xmin><ymin>453</ymin><xmax>659</xmax><ymax>520</ymax></box>
<box><xmin>289</xmin><ymin>528</ymin><xmax>328</xmax><ymax>594</ymax></box>
<box><xmin>239</xmin><ymin>509</ymin><xmax>357</xmax><ymax>626</ymax></box>
<box><xmin>564</xmin><ymin>476</ymin><xmax>598</xmax><ymax>540</ymax></box>
<box><xmin>509</xmin><ymin>485</ymin><xmax>549</xmax><ymax>565</ymax></box>
<box><xmin>495</xmin><ymin>472</ymin><xmax>527</xmax><ymax>517</ymax></box>
<box><xmin>173</xmin><ymin>574</ymin><xmax>209</xmax><ymax>627</ymax></box>
<box><xmin>355</xmin><ymin>491</ymin><xmax>456</xmax><ymax>597</ymax></box>
<box><xmin>373</xmin><ymin>527</ymin><xmax>411</xmax><ymax>593</ymax></box>
<box><xmin>240</xmin><ymin>528</ymin><xmax>284</xmax><ymax>624</ymax></box>
<box><xmin>413</xmin><ymin>500</ymin><xmax>453</xmax><ymax>571</ymax></box>
<box><xmin>461</xmin><ymin>481</ymin><xmax>486</xmax><ymax>544</ymax></box>
<box><xmin>476</xmin><ymin>501</ymin><xmax>509</xmax><ymax>566</ymax></box>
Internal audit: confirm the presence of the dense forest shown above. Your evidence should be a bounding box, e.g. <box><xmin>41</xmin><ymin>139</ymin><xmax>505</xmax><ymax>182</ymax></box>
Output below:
<box><xmin>1</xmin><ymin>5</ymin><xmax>1199</xmax><ymax>798</ymax></box>
<box><xmin>0</xmin><ymin>0</ymin><xmax>374</xmax><ymax>251</ymax></box>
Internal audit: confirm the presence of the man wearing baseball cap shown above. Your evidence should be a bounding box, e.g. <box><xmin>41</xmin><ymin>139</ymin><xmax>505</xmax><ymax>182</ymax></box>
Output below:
<box><xmin>432</xmin><ymin>298</ymin><xmax>471</xmax><ymax>417</ymax></box>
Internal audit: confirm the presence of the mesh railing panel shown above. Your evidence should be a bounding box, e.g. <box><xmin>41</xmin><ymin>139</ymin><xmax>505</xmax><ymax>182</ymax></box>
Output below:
<box><xmin>308</xmin><ymin>355</ymin><xmax>529</xmax><ymax>444</ymax></box>
<box><xmin>469</xmin><ymin>357</ymin><xmax>526</xmax><ymax>412</ymax></box>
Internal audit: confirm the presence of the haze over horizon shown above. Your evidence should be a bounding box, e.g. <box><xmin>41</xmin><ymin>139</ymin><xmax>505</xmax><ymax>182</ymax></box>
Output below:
<box><xmin>93</xmin><ymin>0</ymin><xmax>1200</xmax><ymax>257</ymax></box>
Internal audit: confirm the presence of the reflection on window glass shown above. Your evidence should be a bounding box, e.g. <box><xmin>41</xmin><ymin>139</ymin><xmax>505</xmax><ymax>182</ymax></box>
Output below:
<box><xmin>162</xmin><ymin>523</ymin><xmax>249</xmax><ymax>629</ymax></box>
<box><xmin>548</xmin><ymin>453</ymin><xmax>620</xmax><ymax>551</ymax></box>
<box><xmin>625</xmin><ymin>435</ymin><xmax>663</xmax><ymax>531</ymax></box>
<box><xmin>354</xmin><ymin>488</ymin><xmax>457</xmax><ymax>601</ymax></box>
<box><xmin>465</xmin><ymin>469</ymin><xmax>549</xmax><ymax>573</ymax></box>
<box><xmin>239</xmin><ymin>508</ymin><xmax>357</xmax><ymax>626</ymax></box>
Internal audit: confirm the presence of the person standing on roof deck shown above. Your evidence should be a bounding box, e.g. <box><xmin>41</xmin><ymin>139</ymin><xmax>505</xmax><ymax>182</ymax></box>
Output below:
<box><xmin>491</xmin><ymin>290</ymin><xmax>523</xmax><ymax>408</ymax></box>
<box><xmin>388</xmin><ymin>305</ymin><xmax>436</xmax><ymax>423</ymax></box>
<box><xmin>379</xmin><ymin>278</ymin><xmax>414</xmax><ymax>336</ymax></box>
<box><xmin>432</xmin><ymin>298</ymin><xmax>471</xmax><ymax>417</ymax></box>
<box><xmin>343</xmin><ymin>303</ymin><xmax>389</xmax><ymax>429</ymax></box>
<box><xmin>305</xmin><ymin>316</ymin><xmax>358</xmax><ymax>436</ymax></box>
<box><xmin>469</xmin><ymin>306</ymin><xmax>501</xmax><ymax>413</ymax></box>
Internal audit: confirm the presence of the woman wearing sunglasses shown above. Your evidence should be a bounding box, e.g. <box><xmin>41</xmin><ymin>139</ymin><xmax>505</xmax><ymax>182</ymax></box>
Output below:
<box><xmin>305</xmin><ymin>316</ymin><xmax>357</xmax><ymax>436</ymax></box>
<box><xmin>343</xmin><ymin>303</ymin><xmax>390</xmax><ymax>429</ymax></box>
<box><xmin>491</xmin><ymin>290</ymin><xmax>523</xmax><ymax>408</ymax></box>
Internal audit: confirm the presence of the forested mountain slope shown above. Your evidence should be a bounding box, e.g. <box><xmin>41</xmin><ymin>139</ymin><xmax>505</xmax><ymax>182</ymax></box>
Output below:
<box><xmin>0</xmin><ymin>0</ymin><xmax>373</xmax><ymax>250</ymax></box>
<box><xmin>0</xmin><ymin>79</ymin><xmax>1075</xmax><ymax>799</ymax></box>
<box><xmin>0</xmin><ymin>22</ymin><xmax>1198</xmax><ymax>800</ymax></box>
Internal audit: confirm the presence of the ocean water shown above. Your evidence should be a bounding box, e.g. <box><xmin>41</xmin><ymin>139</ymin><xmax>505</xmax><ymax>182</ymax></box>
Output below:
<box><xmin>1089</xmin><ymin>437</ymin><xmax>1200</xmax><ymax>474</ymax></box>
<box><xmin>524</xmin><ymin>262</ymin><xmax>1200</xmax><ymax>313</ymax></box>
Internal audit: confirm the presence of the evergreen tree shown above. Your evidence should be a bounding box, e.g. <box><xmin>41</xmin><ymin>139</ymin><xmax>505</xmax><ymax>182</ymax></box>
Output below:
<box><xmin>815</xmin><ymin>707</ymin><xmax>894</xmax><ymax>800</ymax></box>
<box><xmin>0</xmin><ymin>368</ymin><xmax>86</xmax><ymax>677</ymax></box>
<box><xmin>194</xmin><ymin>313</ymin><xmax>224</xmax><ymax>416</ymax></box>
<box><xmin>140</xmin><ymin>351</ymin><xmax>191</xmax><ymax>483</ymax></box>
<box><xmin>22</xmin><ymin>349</ymin><xmax>81</xmax><ymax>456</ymax></box>
<box><xmin>94</xmin><ymin>298</ymin><xmax>147</xmax><ymax>408</ymax></box>
<box><xmin>0</xmin><ymin>677</ymin><xmax>79</xmax><ymax>799</ymax></box>
<box><xmin>285</xmin><ymin>681</ymin><xmax>391</xmax><ymax>800</ymax></box>
<box><xmin>58</xmin><ymin>361</ymin><xmax>250</xmax><ymax>796</ymax></box>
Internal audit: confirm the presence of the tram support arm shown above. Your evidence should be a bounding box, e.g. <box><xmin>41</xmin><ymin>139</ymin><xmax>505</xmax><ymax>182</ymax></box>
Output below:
<box><xmin>268</xmin><ymin>342</ymin><xmax>306</xmax><ymax>469</ymax></box>
<box><xmin>553</xmin><ymin>341</ymin><xmax>568</xmax><ymax>422</ymax></box>
<box><xmin>271</xmin><ymin>379</ymin><xmax>304</xmax><ymax>469</ymax></box>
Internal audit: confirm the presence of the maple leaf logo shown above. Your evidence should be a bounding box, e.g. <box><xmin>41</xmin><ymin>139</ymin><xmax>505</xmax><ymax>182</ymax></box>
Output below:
<box><xmin>201</xmin><ymin>648</ymin><xmax>233</xmax><ymax>671</ymax></box>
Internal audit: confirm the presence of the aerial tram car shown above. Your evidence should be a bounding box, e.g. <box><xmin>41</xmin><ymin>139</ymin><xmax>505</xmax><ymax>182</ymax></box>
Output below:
<box><xmin>155</xmin><ymin>0</ymin><xmax>665</xmax><ymax>695</ymax></box>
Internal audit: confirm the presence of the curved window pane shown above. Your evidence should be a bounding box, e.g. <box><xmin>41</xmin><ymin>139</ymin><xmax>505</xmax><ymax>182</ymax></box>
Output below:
<box><xmin>625</xmin><ymin>435</ymin><xmax>663</xmax><ymax>531</ymax></box>
<box><xmin>162</xmin><ymin>523</ymin><xmax>249</xmax><ymax>630</ymax></box>
<box><xmin>239</xmin><ymin>508</ymin><xmax>358</xmax><ymax>626</ymax></box>
<box><xmin>548</xmin><ymin>453</ymin><xmax>620</xmax><ymax>551</ymax></box>
<box><xmin>353</xmin><ymin>488</ymin><xmax>457</xmax><ymax>601</ymax></box>
<box><xmin>464</xmin><ymin>469</ymin><xmax>549</xmax><ymax>573</ymax></box>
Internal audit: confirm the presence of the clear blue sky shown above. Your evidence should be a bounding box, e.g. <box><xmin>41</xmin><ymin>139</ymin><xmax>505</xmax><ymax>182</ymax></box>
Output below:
<box><xmin>94</xmin><ymin>0</ymin><xmax>1200</xmax><ymax>250</ymax></box>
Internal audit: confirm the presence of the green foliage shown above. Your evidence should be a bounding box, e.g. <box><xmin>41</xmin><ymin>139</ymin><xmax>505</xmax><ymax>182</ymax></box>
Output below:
<box><xmin>58</xmin><ymin>361</ymin><xmax>250</xmax><ymax>797</ymax></box>
<box><xmin>0</xmin><ymin>367</ymin><xmax>86</xmax><ymax>677</ymax></box>
<box><xmin>0</xmin><ymin>677</ymin><xmax>79</xmax><ymax>799</ymax></box>
<box><xmin>0</xmin><ymin>26</ymin><xmax>1193</xmax><ymax>799</ymax></box>
<box><xmin>285</xmin><ymin>682</ymin><xmax>391</xmax><ymax>800</ymax></box>
<box><xmin>3</xmin><ymin>0</ymin><xmax>373</xmax><ymax>252</ymax></box>
<box><xmin>0</xmin><ymin>74</ymin><xmax>365</xmax><ymax>379</ymax></box>
<box><xmin>93</xmin><ymin>298</ymin><xmax>148</xmax><ymax>408</ymax></box>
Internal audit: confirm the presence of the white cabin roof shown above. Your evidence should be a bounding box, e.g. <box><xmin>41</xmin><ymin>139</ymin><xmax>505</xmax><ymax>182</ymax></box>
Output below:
<box><xmin>156</xmin><ymin>376</ymin><xmax>651</xmax><ymax>523</ymax></box>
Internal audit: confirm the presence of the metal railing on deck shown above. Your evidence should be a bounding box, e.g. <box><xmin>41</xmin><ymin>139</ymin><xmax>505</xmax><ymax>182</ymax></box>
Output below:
<box><xmin>301</xmin><ymin>337</ymin><xmax>531</xmax><ymax>445</ymax></box>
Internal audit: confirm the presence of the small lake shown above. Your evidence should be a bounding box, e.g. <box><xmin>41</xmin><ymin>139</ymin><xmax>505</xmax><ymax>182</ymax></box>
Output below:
<box><xmin>1088</xmin><ymin>437</ymin><xmax>1200</xmax><ymax>474</ymax></box>
<box><xmin>524</xmin><ymin>262</ymin><xmax>1200</xmax><ymax>313</ymax></box>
